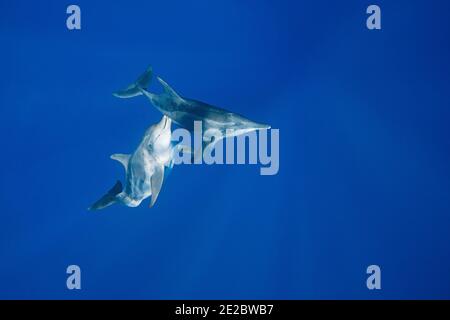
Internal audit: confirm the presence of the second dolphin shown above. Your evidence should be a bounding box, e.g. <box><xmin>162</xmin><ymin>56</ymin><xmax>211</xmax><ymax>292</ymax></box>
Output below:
<box><xmin>90</xmin><ymin>115</ymin><xmax>177</xmax><ymax>210</ymax></box>
<box><xmin>113</xmin><ymin>67</ymin><xmax>270</xmax><ymax>149</ymax></box>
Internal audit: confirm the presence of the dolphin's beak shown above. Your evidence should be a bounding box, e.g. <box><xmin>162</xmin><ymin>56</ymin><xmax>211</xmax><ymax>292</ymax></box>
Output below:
<box><xmin>159</xmin><ymin>116</ymin><xmax>171</xmax><ymax>130</ymax></box>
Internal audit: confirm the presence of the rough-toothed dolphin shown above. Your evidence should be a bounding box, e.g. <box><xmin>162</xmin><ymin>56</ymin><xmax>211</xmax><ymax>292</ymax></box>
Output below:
<box><xmin>113</xmin><ymin>67</ymin><xmax>270</xmax><ymax>148</ymax></box>
<box><xmin>89</xmin><ymin>115</ymin><xmax>177</xmax><ymax>210</ymax></box>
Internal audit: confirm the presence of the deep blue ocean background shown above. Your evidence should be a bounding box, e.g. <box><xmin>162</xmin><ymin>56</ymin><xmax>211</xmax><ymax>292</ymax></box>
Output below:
<box><xmin>1</xmin><ymin>0</ymin><xmax>450</xmax><ymax>299</ymax></box>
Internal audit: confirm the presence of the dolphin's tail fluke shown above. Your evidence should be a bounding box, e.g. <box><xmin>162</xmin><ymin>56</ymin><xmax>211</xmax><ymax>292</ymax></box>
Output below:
<box><xmin>113</xmin><ymin>67</ymin><xmax>153</xmax><ymax>98</ymax></box>
<box><xmin>88</xmin><ymin>180</ymin><xmax>123</xmax><ymax>211</ymax></box>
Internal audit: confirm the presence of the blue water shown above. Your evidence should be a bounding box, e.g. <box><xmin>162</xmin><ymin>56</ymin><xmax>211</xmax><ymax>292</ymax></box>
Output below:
<box><xmin>1</xmin><ymin>0</ymin><xmax>450</xmax><ymax>299</ymax></box>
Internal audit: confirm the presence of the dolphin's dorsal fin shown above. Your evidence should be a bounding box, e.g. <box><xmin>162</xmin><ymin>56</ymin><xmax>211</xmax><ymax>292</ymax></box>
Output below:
<box><xmin>110</xmin><ymin>153</ymin><xmax>131</xmax><ymax>170</ymax></box>
<box><xmin>150</xmin><ymin>164</ymin><xmax>164</xmax><ymax>207</ymax></box>
<box><xmin>157</xmin><ymin>77</ymin><xmax>182</xmax><ymax>101</ymax></box>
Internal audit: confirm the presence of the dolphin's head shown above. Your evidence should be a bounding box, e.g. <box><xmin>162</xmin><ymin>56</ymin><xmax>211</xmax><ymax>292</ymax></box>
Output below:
<box><xmin>147</xmin><ymin>115</ymin><xmax>172</xmax><ymax>150</ymax></box>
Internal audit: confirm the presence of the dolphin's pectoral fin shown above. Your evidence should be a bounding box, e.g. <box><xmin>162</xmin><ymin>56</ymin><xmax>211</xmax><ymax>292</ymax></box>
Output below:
<box><xmin>110</xmin><ymin>153</ymin><xmax>131</xmax><ymax>170</ymax></box>
<box><xmin>174</xmin><ymin>143</ymin><xmax>193</xmax><ymax>156</ymax></box>
<box><xmin>89</xmin><ymin>180</ymin><xmax>123</xmax><ymax>211</ymax></box>
<box><xmin>156</xmin><ymin>77</ymin><xmax>183</xmax><ymax>101</ymax></box>
<box><xmin>202</xmin><ymin>132</ymin><xmax>224</xmax><ymax>152</ymax></box>
<box><xmin>167</xmin><ymin>143</ymin><xmax>194</xmax><ymax>167</ymax></box>
<box><xmin>150</xmin><ymin>165</ymin><xmax>164</xmax><ymax>208</ymax></box>
<box><xmin>202</xmin><ymin>140</ymin><xmax>215</xmax><ymax>153</ymax></box>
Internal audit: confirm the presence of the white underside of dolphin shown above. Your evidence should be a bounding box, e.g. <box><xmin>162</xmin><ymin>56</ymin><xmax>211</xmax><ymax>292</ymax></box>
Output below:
<box><xmin>89</xmin><ymin>115</ymin><xmax>180</xmax><ymax>210</ymax></box>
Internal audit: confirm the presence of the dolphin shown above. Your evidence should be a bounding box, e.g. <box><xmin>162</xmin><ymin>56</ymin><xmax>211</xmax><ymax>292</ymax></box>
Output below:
<box><xmin>113</xmin><ymin>67</ymin><xmax>270</xmax><ymax>148</ymax></box>
<box><xmin>89</xmin><ymin>115</ymin><xmax>178</xmax><ymax>210</ymax></box>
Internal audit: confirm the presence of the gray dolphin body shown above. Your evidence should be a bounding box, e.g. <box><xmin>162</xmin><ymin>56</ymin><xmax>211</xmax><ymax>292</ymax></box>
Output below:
<box><xmin>113</xmin><ymin>67</ymin><xmax>270</xmax><ymax>147</ymax></box>
<box><xmin>89</xmin><ymin>116</ymin><xmax>175</xmax><ymax>210</ymax></box>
